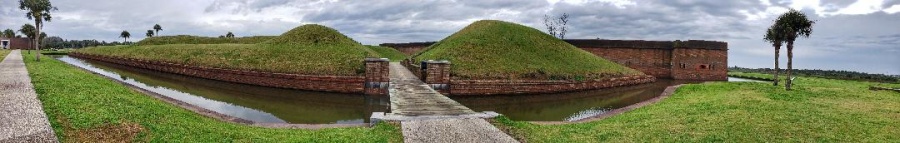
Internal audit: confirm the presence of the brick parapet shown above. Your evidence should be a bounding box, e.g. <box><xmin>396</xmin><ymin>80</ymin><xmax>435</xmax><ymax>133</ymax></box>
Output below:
<box><xmin>422</xmin><ymin>60</ymin><xmax>451</xmax><ymax>94</ymax></box>
<box><xmin>69</xmin><ymin>52</ymin><xmax>389</xmax><ymax>95</ymax></box>
<box><xmin>449</xmin><ymin>75</ymin><xmax>657</xmax><ymax>96</ymax></box>
<box><xmin>364</xmin><ymin>58</ymin><xmax>390</xmax><ymax>95</ymax></box>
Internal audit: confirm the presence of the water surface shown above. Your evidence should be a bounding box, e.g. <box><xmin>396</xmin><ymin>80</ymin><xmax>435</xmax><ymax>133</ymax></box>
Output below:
<box><xmin>55</xmin><ymin>56</ymin><xmax>389</xmax><ymax>124</ymax></box>
<box><xmin>58</xmin><ymin>55</ymin><xmax>748</xmax><ymax>122</ymax></box>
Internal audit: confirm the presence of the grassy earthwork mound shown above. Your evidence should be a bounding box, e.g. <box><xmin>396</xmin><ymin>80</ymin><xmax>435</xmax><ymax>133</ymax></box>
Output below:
<box><xmin>413</xmin><ymin>20</ymin><xmax>643</xmax><ymax>80</ymax></box>
<box><xmin>76</xmin><ymin>24</ymin><xmax>382</xmax><ymax>76</ymax></box>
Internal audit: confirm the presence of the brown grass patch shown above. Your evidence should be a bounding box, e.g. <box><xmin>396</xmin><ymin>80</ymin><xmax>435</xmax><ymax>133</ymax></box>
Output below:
<box><xmin>66</xmin><ymin>122</ymin><xmax>147</xmax><ymax>143</ymax></box>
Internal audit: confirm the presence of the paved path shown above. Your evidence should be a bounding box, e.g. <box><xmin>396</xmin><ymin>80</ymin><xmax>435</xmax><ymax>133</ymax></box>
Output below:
<box><xmin>0</xmin><ymin>50</ymin><xmax>58</xmax><ymax>142</ymax></box>
<box><xmin>386</xmin><ymin>62</ymin><xmax>517</xmax><ymax>143</ymax></box>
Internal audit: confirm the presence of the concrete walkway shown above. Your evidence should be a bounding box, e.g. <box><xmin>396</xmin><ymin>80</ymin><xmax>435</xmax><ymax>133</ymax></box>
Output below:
<box><xmin>0</xmin><ymin>50</ymin><xmax>57</xmax><ymax>142</ymax></box>
<box><xmin>385</xmin><ymin>62</ymin><xmax>517</xmax><ymax>143</ymax></box>
<box><xmin>387</xmin><ymin>62</ymin><xmax>476</xmax><ymax>116</ymax></box>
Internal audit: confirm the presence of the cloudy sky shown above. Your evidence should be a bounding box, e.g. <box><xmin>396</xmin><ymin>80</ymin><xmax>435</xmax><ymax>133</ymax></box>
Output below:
<box><xmin>1</xmin><ymin>0</ymin><xmax>898</xmax><ymax>75</ymax></box>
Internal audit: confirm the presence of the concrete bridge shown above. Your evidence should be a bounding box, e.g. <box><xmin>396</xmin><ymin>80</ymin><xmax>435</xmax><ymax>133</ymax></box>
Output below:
<box><xmin>371</xmin><ymin>62</ymin><xmax>517</xmax><ymax>143</ymax></box>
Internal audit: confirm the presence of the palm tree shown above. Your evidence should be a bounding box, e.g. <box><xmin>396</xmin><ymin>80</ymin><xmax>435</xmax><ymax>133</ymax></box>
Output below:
<box><xmin>764</xmin><ymin>26</ymin><xmax>784</xmax><ymax>86</ymax></box>
<box><xmin>18</xmin><ymin>24</ymin><xmax>36</xmax><ymax>39</ymax></box>
<box><xmin>19</xmin><ymin>0</ymin><xmax>57</xmax><ymax>61</ymax></box>
<box><xmin>120</xmin><ymin>31</ymin><xmax>131</xmax><ymax>44</ymax></box>
<box><xmin>774</xmin><ymin>9</ymin><xmax>815</xmax><ymax>90</ymax></box>
<box><xmin>146</xmin><ymin>30</ymin><xmax>154</xmax><ymax>37</ymax></box>
<box><xmin>226</xmin><ymin>32</ymin><xmax>234</xmax><ymax>38</ymax></box>
<box><xmin>153</xmin><ymin>24</ymin><xmax>162</xmax><ymax>36</ymax></box>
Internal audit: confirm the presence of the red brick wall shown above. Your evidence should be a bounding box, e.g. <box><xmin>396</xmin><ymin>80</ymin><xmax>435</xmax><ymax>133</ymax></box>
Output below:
<box><xmin>379</xmin><ymin>42</ymin><xmax>435</xmax><ymax>55</ymax></box>
<box><xmin>70</xmin><ymin>52</ymin><xmax>390</xmax><ymax>95</ymax></box>
<box><xmin>1</xmin><ymin>38</ymin><xmax>33</xmax><ymax>50</ymax></box>
<box><xmin>364</xmin><ymin>58</ymin><xmax>390</xmax><ymax>95</ymax></box>
<box><xmin>395</xmin><ymin>46</ymin><xmax>427</xmax><ymax>55</ymax></box>
<box><xmin>671</xmin><ymin>48</ymin><xmax>728</xmax><ymax>80</ymax></box>
<box><xmin>580</xmin><ymin>48</ymin><xmax>673</xmax><ymax>78</ymax></box>
<box><xmin>449</xmin><ymin>75</ymin><xmax>656</xmax><ymax>96</ymax></box>
<box><xmin>422</xmin><ymin>61</ymin><xmax>451</xmax><ymax>94</ymax></box>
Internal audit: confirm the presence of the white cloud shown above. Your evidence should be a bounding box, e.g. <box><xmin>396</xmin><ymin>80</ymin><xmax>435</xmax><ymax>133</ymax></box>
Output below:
<box><xmin>884</xmin><ymin>4</ymin><xmax>900</xmax><ymax>13</ymax></box>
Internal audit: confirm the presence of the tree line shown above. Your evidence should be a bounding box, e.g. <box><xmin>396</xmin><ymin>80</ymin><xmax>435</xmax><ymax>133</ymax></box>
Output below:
<box><xmin>730</xmin><ymin>66</ymin><xmax>900</xmax><ymax>83</ymax></box>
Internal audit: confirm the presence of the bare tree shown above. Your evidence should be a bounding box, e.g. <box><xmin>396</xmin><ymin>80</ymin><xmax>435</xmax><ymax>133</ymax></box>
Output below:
<box><xmin>543</xmin><ymin>14</ymin><xmax>557</xmax><ymax>38</ymax></box>
<box><xmin>543</xmin><ymin>13</ymin><xmax>570</xmax><ymax>39</ymax></box>
<box><xmin>557</xmin><ymin>13</ymin><xmax>569</xmax><ymax>39</ymax></box>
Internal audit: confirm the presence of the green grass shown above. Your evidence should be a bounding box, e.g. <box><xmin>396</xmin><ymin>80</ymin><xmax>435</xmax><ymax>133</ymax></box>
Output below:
<box><xmin>0</xmin><ymin>49</ymin><xmax>9</xmax><ymax>60</ymax></box>
<box><xmin>496</xmin><ymin>75</ymin><xmax>900</xmax><ymax>142</ymax></box>
<box><xmin>366</xmin><ymin>46</ymin><xmax>406</xmax><ymax>62</ymax></box>
<box><xmin>137</xmin><ymin>35</ymin><xmax>276</xmax><ymax>45</ymax></box>
<box><xmin>22</xmin><ymin>51</ymin><xmax>401</xmax><ymax>142</ymax></box>
<box><xmin>414</xmin><ymin>20</ymin><xmax>642</xmax><ymax>80</ymax></box>
<box><xmin>75</xmin><ymin>24</ymin><xmax>382</xmax><ymax>76</ymax></box>
<box><xmin>40</xmin><ymin>49</ymin><xmax>70</xmax><ymax>55</ymax></box>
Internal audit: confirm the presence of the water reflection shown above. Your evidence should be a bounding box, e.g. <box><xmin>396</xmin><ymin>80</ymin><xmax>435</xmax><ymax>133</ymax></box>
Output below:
<box><xmin>727</xmin><ymin>77</ymin><xmax>769</xmax><ymax>82</ymax></box>
<box><xmin>54</xmin><ymin>56</ymin><xmax>389</xmax><ymax>124</ymax></box>
<box><xmin>451</xmin><ymin>79</ymin><xmax>704</xmax><ymax>121</ymax></box>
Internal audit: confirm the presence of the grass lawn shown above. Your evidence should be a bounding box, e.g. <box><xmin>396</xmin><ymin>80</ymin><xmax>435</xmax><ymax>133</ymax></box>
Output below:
<box><xmin>366</xmin><ymin>46</ymin><xmax>406</xmax><ymax>62</ymax></box>
<box><xmin>414</xmin><ymin>20</ymin><xmax>642</xmax><ymax>80</ymax></box>
<box><xmin>75</xmin><ymin>24</ymin><xmax>387</xmax><ymax>76</ymax></box>
<box><xmin>497</xmin><ymin>72</ymin><xmax>900</xmax><ymax>142</ymax></box>
<box><xmin>23</xmin><ymin>51</ymin><xmax>401</xmax><ymax>142</ymax></box>
<box><xmin>0</xmin><ymin>49</ymin><xmax>9</xmax><ymax>59</ymax></box>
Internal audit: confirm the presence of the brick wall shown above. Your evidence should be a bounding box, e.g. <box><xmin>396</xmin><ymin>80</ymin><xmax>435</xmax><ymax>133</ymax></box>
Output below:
<box><xmin>364</xmin><ymin>58</ymin><xmax>390</xmax><ymax>95</ymax></box>
<box><xmin>579</xmin><ymin>48</ymin><xmax>673</xmax><ymax>78</ymax></box>
<box><xmin>671</xmin><ymin>48</ymin><xmax>728</xmax><ymax>80</ymax></box>
<box><xmin>379</xmin><ymin>42</ymin><xmax>435</xmax><ymax>55</ymax></box>
<box><xmin>449</xmin><ymin>75</ymin><xmax>656</xmax><ymax>96</ymax></box>
<box><xmin>422</xmin><ymin>60</ymin><xmax>451</xmax><ymax>94</ymax></box>
<box><xmin>0</xmin><ymin>38</ymin><xmax>33</xmax><ymax>50</ymax></box>
<box><xmin>70</xmin><ymin>52</ymin><xmax>390</xmax><ymax>95</ymax></box>
<box><xmin>568</xmin><ymin>39</ymin><xmax>727</xmax><ymax>81</ymax></box>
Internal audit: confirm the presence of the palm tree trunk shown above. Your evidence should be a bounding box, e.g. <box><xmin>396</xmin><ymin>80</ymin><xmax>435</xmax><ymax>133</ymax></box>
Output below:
<box><xmin>773</xmin><ymin>43</ymin><xmax>780</xmax><ymax>86</ymax></box>
<box><xmin>34</xmin><ymin>20</ymin><xmax>41</xmax><ymax>62</ymax></box>
<box><xmin>786</xmin><ymin>41</ymin><xmax>794</xmax><ymax>90</ymax></box>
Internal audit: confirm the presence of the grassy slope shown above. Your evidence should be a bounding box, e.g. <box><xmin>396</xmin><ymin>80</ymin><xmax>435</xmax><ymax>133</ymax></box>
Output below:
<box><xmin>366</xmin><ymin>46</ymin><xmax>406</xmax><ymax>62</ymax></box>
<box><xmin>414</xmin><ymin>20</ymin><xmax>641</xmax><ymax>80</ymax></box>
<box><xmin>23</xmin><ymin>52</ymin><xmax>401</xmax><ymax>142</ymax></box>
<box><xmin>137</xmin><ymin>35</ymin><xmax>276</xmax><ymax>45</ymax></box>
<box><xmin>498</xmin><ymin>72</ymin><xmax>900</xmax><ymax>142</ymax></box>
<box><xmin>76</xmin><ymin>24</ymin><xmax>379</xmax><ymax>76</ymax></box>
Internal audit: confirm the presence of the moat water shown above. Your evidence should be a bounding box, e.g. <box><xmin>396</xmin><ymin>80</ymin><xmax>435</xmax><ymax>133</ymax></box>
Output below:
<box><xmin>54</xmin><ymin>55</ymin><xmax>766</xmax><ymax>123</ymax></box>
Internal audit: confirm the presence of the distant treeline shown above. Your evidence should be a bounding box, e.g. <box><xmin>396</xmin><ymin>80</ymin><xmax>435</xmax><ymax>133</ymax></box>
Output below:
<box><xmin>41</xmin><ymin>36</ymin><xmax>128</xmax><ymax>49</ymax></box>
<box><xmin>136</xmin><ymin>35</ymin><xmax>276</xmax><ymax>45</ymax></box>
<box><xmin>729</xmin><ymin>66</ymin><xmax>900</xmax><ymax>83</ymax></box>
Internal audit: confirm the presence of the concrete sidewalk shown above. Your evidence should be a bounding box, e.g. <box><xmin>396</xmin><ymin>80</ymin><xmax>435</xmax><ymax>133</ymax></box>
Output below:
<box><xmin>386</xmin><ymin>62</ymin><xmax>518</xmax><ymax>143</ymax></box>
<box><xmin>0</xmin><ymin>50</ymin><xmax>58</xmax><ymax>142</ymax></box>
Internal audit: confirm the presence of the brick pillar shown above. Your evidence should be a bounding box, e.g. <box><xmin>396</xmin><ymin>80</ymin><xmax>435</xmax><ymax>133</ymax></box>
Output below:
<box><xmin>423</xmin><ymin>60</ymin><xmax>451</xmax><ymax>94</ymax></box>
<box><xmin>364</xmin><ymin>58</ymin><xmax>390</xmax><ymax>95</ymax></box>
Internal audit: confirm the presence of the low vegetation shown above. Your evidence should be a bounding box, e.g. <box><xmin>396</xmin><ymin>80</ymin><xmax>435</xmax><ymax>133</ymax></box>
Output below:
<box><xmin>496</xmin><ymin>72</ymin><xmax>900</xmax><ymax>142</ymax></box>
<box><xmin>366</xmin><ymin>46</ymin><xmax>406</xmax><ymax>62</ymax></box>
<box><xmin>40</xmin><ymin>49</ymin><xmax>70</xmax><ymax>55</ymax></box>
<box><xmin>730</xmin><ymin>66</ymin><xmax>899</xmax><ymax>83</ymax></box>
<box><xmin>136</xmin><ymin>35</ymin><xmax>276</xmax><ymax>45</ymax></box>
<box><xmin>75</xmin><ymin>24</ymin><xmax>385</xmax><ymax>76</ymax></box>
<box><xmin>414</xmin><ymin>20</ymin><xmax>642</xmax><ymax>80</ymax></box>
<box><xmin>23</xmin><ymin>52</ymin><xmax>402</xmax><ymax>142</ymax></box>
